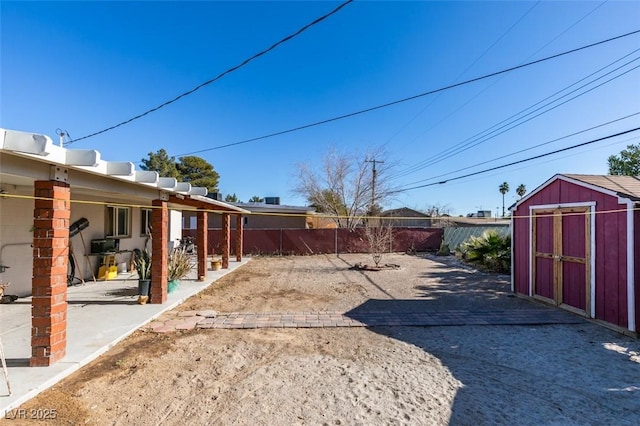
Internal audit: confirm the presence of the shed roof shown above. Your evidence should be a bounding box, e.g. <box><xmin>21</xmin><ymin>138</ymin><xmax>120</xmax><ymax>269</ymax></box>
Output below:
<box><xmin>512</xmin><ymin>174</ymin><xmax>640</xmax><ymax>212</ymax></box>
<box><xmin>562</xmin><ymin>174</ymin><xmax>640</xmax><ymax>200</ymax></box>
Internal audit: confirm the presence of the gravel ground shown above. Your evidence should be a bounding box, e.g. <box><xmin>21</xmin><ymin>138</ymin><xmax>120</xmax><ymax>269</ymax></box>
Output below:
<box><xmin>8</xmin><ymin>253</ymin><xmax>640</xmax><ymax>425</ymax></box>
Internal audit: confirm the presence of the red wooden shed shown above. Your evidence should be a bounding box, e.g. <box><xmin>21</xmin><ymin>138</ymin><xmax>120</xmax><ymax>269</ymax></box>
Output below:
<box><xmin>511</xmin><ymin>174</ymin><xmax>639</xmax><ymax>336</ymax></box>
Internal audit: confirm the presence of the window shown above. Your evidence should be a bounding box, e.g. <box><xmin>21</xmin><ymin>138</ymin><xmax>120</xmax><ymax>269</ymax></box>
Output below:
<box><xmin>106</xmin><ymin>206</ymin><xmax>131</xmax><ymax>238</ymax></box>
<box><xmin>141</xmin><ymin>208</ymin><xmax>152</xmax><ymax>236</ymax></box>
<box><xmin>183</xmin><ymin>214</ymin><xmax>196</xmax><ymax>230</ymax></box>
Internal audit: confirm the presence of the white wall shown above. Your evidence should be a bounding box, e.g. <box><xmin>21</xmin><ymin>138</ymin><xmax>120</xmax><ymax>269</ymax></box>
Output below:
<box><xmin>169</xmin><ymin>209</ymin><xmax>183</xmax><ymax>249</ymax></box>
<box><xmin>70</xmin><ymin>202</ymin><xmax>105</xmax><ymax>280</ymax></box>
<box><xmin>0</xmin><ymin>193</ymin><xmax>34</xmax><ymax>296</ymax></box>
<box><xmin>0</xmin><ymin>190</ymin><xmax>179</xmax><ymax>296</ymax></box>
<box><xmin>71</xmin><ymin>201</ymin><xmax>150</xmax><ymax>279</ymax></box>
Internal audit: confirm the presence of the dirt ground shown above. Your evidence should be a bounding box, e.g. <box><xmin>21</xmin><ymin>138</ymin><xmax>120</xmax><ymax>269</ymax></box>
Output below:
<box><xmin>6</xmin><ymin>253</ymin><xmax>640</xmax><ymax>425</ymax></box>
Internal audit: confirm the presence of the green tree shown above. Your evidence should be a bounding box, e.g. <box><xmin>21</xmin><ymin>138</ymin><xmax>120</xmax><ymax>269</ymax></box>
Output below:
<box><xmin>309</xmin><ymin>189</ymin><xmax>346</xmax><ymax>214</ymax></box>
<box><xmin>248</xmin><ymin>196</ymin><xmax>264</xmax><ymax>203</ymax></box>
<box><xmin>499</xmin><ymin>182</ymin><xmax>510</xmax><ymax>217</ymax></box>
<box><xmin>608</xmin><ymin>144</ymin><xmax>640</xmax><ymax>176</ymax></box>
<box><xmin>176</xmin><ymin>156</ymin><xmax>219</xmax><ymax>193</ymax></box>
<box><xmin>516</xmin><ymin>184</ymin><xmax>526</xmax><ymax>199</ymax></box>
<box><xmin>224</xmin><ymin>193</ymin><xmax>240</xmax><ymax>203</ymax></box>
<box><xmin>141</xmin><ymin>149</ymin><xmax>179</xmax><ymax>179</ymax></box>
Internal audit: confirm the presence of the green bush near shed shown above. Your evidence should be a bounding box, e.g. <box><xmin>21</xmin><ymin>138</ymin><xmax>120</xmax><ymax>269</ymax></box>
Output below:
<box><xmin>457</xmin><ymin>230</ymin><xmax>511</xmax><ymax>273</ymax></box>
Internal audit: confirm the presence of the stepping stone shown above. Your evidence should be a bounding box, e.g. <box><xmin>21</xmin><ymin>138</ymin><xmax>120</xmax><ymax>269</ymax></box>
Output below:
<box><xmin>145</xmin><ymin>321</ymin><xmax>165</xmax><ymax>330</ymax></box>
<box><xmin>165</xmin><ymin>319</ymin><xmax>189</xmax><ymax>326</ymax></box>
<box><xmin>177</xmin><ymin>310</ymin><xmax>199</xmax><ymax>317</ymax></box>
<box><xmin>197</xmin><ymin>310</ymin><xmax>218</xmax><ymax>318</ymax></box>
<box><xmin>175</xmin><ymin>321</ymin><xmax>197</xmax><ymax>330</ymax></box>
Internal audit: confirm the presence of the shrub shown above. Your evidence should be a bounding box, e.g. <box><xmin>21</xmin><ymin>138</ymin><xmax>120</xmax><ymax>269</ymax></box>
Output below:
<box><xmin>364</xmin><ymin>221</ymin><xmax>393</xmax><ymax>267</ymax></box>
<box><xmin>133</xmin><ymin>248</ymin><xmax>152</xmax><ymax>280</ymax></box>
<box><xmin>458</xmin><ymin>230</ymin><xmax>511</xmax><ymax>273</ymax></box>
<box><xmin>168</xmin><ymin>248</ymin><xmax>194</xmax><ymax>281</ymax></box>
<box><xmin>437</xmin><ymin>241</ymin><xmax>451</xmax><ymax>256</ymax></box>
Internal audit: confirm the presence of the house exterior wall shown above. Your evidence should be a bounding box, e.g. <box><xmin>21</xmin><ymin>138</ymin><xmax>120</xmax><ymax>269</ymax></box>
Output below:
<box><xmin>69</xmin><ymin>202</ymin><xmax>106</xmax><ymax>280</ymax></box>
<box><xmin>513</xmin><ymin>178</ymin><xmax>630</xmax><ymax>329</ymax></box>
<box><xmin>70</xmin><ymin>200</ymin><xmax>151</xmax><ymax>279</ymax></box>
<box><xmin>381</xmin><ymin>208</ymin><xmax>432</xmax><ymax>228</ymax></box>
<box><xmin>183</xmin><ymin>211</ymin><xmax>307</xmax><ymax>230</ymax></box>
<box><xmin>1</xmin><ymin>191</ymin><xmax>164</xmax><ymax>296</ymax></box>
<box><xmin>169</xmin><ymin>210</ymin><xmax>183</xmax><ymax>249</ymax></box>
<box><xmin>0</xmin><ymin>190</ymin><xmax>35</xmax><ymax>296</ymax></box>
<box><xmin>385</xmin><ymin>218</ymin><xmax>432</xmax><ymax>228</ymax></box>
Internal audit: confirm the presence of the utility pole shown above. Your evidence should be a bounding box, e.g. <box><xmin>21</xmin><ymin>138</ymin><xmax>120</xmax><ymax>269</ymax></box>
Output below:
<box><xmin>365</xmin><ymin>158</ymin><xmax>384</xmax><ymax>214</ymax></box>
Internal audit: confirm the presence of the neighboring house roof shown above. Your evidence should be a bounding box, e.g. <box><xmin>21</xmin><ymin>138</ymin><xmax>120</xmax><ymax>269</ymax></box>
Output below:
<box><xmin>0</xmin><ymin>128</ymin><xmax>246</xmax><ymax>213</ymax></box>
<box><xmin>448</xmin><ymin>217</ymin><xmax>510</xmax><ymax>226</ymax></box>
<box><xmin>512</xmin><ymin>174</ymin><xmax>640</xmax><ymax>211</ymax></box>
<box><xmin>231</xmin><ymin>202</ymin><xmax>315</xmax><ymax>214</ymax></box>
<box><xmin>381</xmin><ymin>207</ymin><xmax>430</xmax><ymax>218</ymax></box>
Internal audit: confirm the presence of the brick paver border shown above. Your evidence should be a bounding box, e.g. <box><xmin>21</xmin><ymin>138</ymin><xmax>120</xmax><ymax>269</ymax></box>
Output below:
<box><xmin>144</xmin><ymin>308</ymin><xmax>585</xmax><ymax>333</ymax></box>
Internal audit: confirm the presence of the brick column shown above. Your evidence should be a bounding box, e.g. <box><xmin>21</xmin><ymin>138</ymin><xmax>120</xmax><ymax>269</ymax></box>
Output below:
<box><xmin>31</xmin><ymin>181</ymin><xmax>70</xmax><ymax>367</ymax></box>
<box><xmin>150</xmin><ymin>199</ymin><xmax>168</xmax><ymax>304</ymax></box>
<box><xmin>235</xmin><ymin>214</ymin><xmax>243</xmax><ymax>262</ymax></box>
<box><xmin>196</xmin><ymin>209</ymin><xmax>208</xmax><ymax>280</ymax></box>
<box><xmin>222</xmin><ymin>213</ymin><xmax>230</xmax><ymax>269</ymax></box>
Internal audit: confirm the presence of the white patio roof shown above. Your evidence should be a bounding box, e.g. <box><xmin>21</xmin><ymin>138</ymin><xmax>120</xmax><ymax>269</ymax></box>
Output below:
<box><xmin>0</xmin><ymin>128</ymin><xmax>245</xmax><ymax>212</ymax></box>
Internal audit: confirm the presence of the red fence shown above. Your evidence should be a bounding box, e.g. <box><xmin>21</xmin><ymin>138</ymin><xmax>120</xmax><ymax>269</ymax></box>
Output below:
<box><xmin>183</xmin><ymin>228</ymin><xmax>443</xmax><ymax>256</ymax></box>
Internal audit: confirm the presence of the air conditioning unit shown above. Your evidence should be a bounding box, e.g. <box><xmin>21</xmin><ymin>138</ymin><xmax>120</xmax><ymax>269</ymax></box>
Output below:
<box><xmin>264</xmin><ymin>197</ymin><xmax>280</xmax><ymax>205</ymax></box>
<box><xmin>207</xmin><ymin>192</ymin><xmax>223</xmax><ymax>201</ymax></box>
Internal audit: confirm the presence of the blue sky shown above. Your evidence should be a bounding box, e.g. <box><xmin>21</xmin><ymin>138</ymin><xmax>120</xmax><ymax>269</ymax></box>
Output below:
<box><xmin>2</xmin><ymin>1</ymin><xmax>639</xmax><ymax>216</ymax></box>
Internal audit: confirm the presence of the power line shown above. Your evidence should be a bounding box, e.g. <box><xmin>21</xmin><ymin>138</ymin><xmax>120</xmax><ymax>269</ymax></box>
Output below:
<box><xmin>381</xmin><ymin>1</ymin><xmax>541</xmax><ymax>147</ymax></box>
<box><xmin>391</xmin><ymin>51</ymin><xmax>640</xmax><ymax>179</ymax></box>
<box><xmin>176</xmin><ymin>29</ymin><xmax>640</xmax><ymax>156</ymax></box>
<box><xmin>385</xmin><ymin>1</ymin><xmax>609</xmax><ymax>155</ymax></box>
<box><xmin>389</xmin><ymin>127</ymin><xmax>640</xmax><ymax>194</ymax></box>
<box><xmin>399</xmin><ymin>111</ymin><xmax>640</xmax><ymax>187</ymax></box>
<box><xmin>67</xmin><ymin>0</ymin><xmax>354</xmax><ymax>145</ymax></box>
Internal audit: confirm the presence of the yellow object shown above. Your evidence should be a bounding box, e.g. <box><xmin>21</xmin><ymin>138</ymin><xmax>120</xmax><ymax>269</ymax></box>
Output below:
<box><xmin>98</xmin><ymin>254</ymin><xmax>118</xmax><ymax>280</ymax></box>
<box><xmin>98</xmin><ymin>265</ymin><xmax>118</xmax><ymax>280</ymax></box>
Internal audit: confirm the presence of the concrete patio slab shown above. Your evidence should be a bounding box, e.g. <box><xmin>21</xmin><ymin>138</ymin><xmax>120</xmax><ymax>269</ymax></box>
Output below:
<box><xmin>0</xmin><ymin>258</ymin><xmax>250</xmax><ymax>413</ymax></box>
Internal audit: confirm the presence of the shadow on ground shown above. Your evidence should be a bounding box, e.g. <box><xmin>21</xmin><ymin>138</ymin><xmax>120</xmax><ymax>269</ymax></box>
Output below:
<box><xmin>414</xmin><ymin>260</ymin><xmax>532</xmax><ymax>310</ymax></box>
<box><xmin>340</xmin><ymin>255</ymin><xmax>640</xmax><ymax>424</ymax></box>
<box><xmin>371</xmin><ymin>321</ymin><xmax>640</xmax><ymax>425</ymax></box>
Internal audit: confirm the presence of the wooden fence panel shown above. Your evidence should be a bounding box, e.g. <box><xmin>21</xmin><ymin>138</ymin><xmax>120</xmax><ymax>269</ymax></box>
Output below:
<box><xmin>282</xmin><ymin>229</ymin><xmax>336</xmax><ymax>254</ymax></box>
<box><xmin>184</xmin><ymin>227</ymin><xmax>444</xmax><ymax>256</ymax></box>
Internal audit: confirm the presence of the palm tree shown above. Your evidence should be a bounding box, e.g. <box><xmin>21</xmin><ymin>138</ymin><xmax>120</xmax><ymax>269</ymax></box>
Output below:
<box><xmin>499</xmin><ymin>182</ymin><xmax>509</xmax><ymax>217</ymax></box>
<box><xmin>516</xmin><ymin>184</ymin><xmax>526</xmax><ymax>199</ymax></box>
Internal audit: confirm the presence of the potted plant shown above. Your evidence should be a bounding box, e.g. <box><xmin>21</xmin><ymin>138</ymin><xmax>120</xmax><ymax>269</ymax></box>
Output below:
<box><xmin>210</xmin><ymin>248</ymin><xmax>222</xmax><ymax>271</ymax></box>
<box><xmin>133</xmin><ymin>248</ymin><xmax>151</xmax><ymax>304</ymax></box>
<box><xmin>167</xmin><ymin>247</ymin><xmax>193</xmax><ymax>293</ymax></box>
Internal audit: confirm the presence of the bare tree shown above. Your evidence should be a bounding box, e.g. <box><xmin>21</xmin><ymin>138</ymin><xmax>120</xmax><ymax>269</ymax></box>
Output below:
<box><xmin>363</xmin><ymin>219</ymin><xmax>393</xmax><ymax>267</ymax></box>
<box><xmin>422</xmin><ymin>204</ymin><xmax>451</xmax><ymax>217</ymax></box>
<box><xmin>423</xmin><ymin>203</ymin><xmax>453</xmax><ymax>228</ymax></box>
<box><xmin>293</xmin><ymin>147</ymin><xmax>392</xmax><ymax>230</ymax></box>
